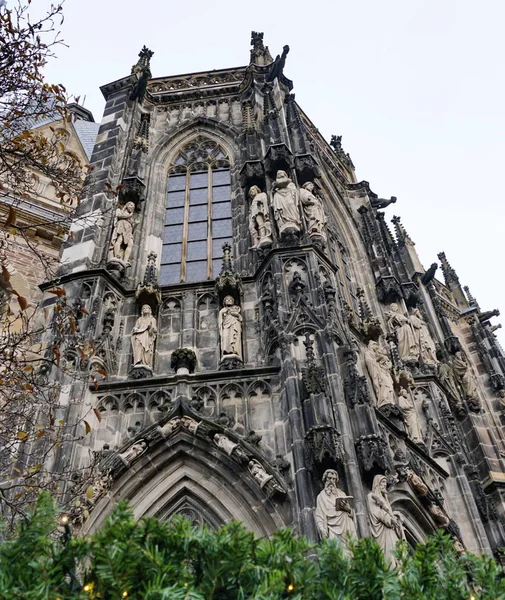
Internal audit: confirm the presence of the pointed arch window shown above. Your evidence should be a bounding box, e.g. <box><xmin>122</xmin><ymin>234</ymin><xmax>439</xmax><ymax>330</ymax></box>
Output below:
<box><xmin>161</xmin><ymin>137</ymin><xmax>232</xmax><ymax>285</ymax></box>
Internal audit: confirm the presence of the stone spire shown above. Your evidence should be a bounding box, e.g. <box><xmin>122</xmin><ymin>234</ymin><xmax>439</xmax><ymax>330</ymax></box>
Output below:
<box><xmin>391</xmin><ymin>215</ymin><xmax>414</xmax><ymax>247</ymax></box>
<box><xmin>437</xmin><ymin>252</ymin><xmax>467</xmax><ymax>307</ymax></box>
<box><xmin>132</xmin><ymin>45</ymin><xmax>154</xmax><ymax>75</ymax></box>
<box><xmin>250</xmin><ymin>31</ymin><xmax>273</xmax><ymax>66</ymax></box>
<box><xmin>215</xmin><ymin>243</ymin><xmax>242</xmax><ymax>303</ymax></box>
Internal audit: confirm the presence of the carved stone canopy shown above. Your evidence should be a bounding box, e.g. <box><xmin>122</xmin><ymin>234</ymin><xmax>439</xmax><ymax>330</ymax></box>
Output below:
<box><xmin>214</xmin><ymin>243</ymin><xmax>243</xmax><ymax>304</ymax></box>
<box><xmin>264</xmin><ymin>144</ymin><xmax>293</xmax><ymax>175</ymax></box>
<box><xmin>118</xmin><ymin>175</ymin><xmax>145</xmax><ymax>208</ymax></box>
<box><xmin>305</xmin><ymin>425</ymin><xmax>343</xmax><ymax>467</ymax></box>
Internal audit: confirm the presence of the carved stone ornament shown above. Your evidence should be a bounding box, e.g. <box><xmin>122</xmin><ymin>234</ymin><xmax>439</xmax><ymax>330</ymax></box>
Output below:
<box><xmin>248</xmin><ymin>186</ymin><xmax>273</xmax><ymax>249</ymax></box>
<box><xmin>239</xmin><ymin>160</ymin><xmax>264</xmax><ymax>188</ymax></box>
<box><xmin>170</xmin><ymin>348</ymin><xmax>197</xmax><ymax>375</ymax></box>
<box><xmin>367</xmin><ymin>474</ymin><xmax>405</xmax><ymax>566</ymax></box>
<box><xmin>135</xmin><ymin>251</ymin><xmax>161</xmax><ymax>311</ymax></box>
<box><xmin>376</xmin><ymin>276</ymin><xmax>403</xmax><ymax>304</ymax></box>
<box><xmin>299</xmin><ymin>181</ymin><xmax>327</xmax><ymax>240</ymax></box>
<box><xmin>315</xmin><ymin>469</ymin><xmax>357</xmax><ymax>544</ymax></box>
<box><xmin>356</xmin><ymin>434</ymin><xmax>391</xmax><ymax>472</ymax></box>
<box><xmin>131</xmin><ymin>304</ymin><xmax>157</xmax><ymax>372</ymax></box>
<box><xmin>107</xmin><ymin>201</ymin><xmax>136</xmax><ymax>272</ymax></box>
<box><xmin>305</xmin><ymin>425</ymin><xmax>343</xmax><ymax>466</ymax></box>
<box><xmin>214</xmin><ymin>243</ymin><xmax>243</xmax><ymax>301</ymax></box>
<box><xmin>343</xmin><ymin>352</ymin><xmax>371</xmax><ymax>407</ymax></box>
<box><xmin>118</xmin><ymin>175</ymin><xmax>145</xmax><ymax>207</ymax></box>
<box><xmin>119</xmin><ymin>439</ymin><xmax>147</xmax><ymax>466</ymax></box>
<box><xmin>271</xmin><ymin>170</ymin><xmax>301</xmax><ymax>236</ymax></box>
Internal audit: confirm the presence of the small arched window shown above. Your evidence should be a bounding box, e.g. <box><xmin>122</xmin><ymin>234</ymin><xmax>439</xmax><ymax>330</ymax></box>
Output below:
<box><xmin>160</xmin><ymin>136</ymin><xmax>232</xmax><ymax>285</ymax></box>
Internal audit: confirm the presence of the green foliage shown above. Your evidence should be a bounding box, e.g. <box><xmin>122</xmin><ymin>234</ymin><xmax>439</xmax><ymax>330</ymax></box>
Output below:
<box><xmin>0</xmin><ymin>493</ymin><xmax>504</xmax><ymax>599</ymax></box>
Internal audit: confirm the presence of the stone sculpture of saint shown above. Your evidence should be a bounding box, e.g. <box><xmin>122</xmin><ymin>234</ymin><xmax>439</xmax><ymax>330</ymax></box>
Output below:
<box><xmin>271</xmin><ymin>170</ymin><xmax>301</xmax><ymax>235</ymax></box>
<box><xmin>131</xmin><ymin>304</ymin><xmax>158</xmax><ymax>368</ymax></box>
<box><xmin>387</xmin><ymin>303</ymin><xmax>418</xmax><ymax>363</ymax></box>
<box><xmin>109</xmin><ymin>201</ymin><xmax>136</xmax><ymax>264</ymax></box>
<box><xmin>397</xmin><ymin>388</ymin><xmax>423</xmax><ymax>443</ymax></box>
<box><xmin>365</xmin><ymin>340</ymin><xmax>396</xmax><ymax>408</ymax></box>
<box><xmin>119</xmin><ymin>440</ymin><xmax>147</xmax><ymax>465</ymax></box>
<box><xmin>409</xmin><ymin>308</ymin><xmax>437</xmax><ymax>365</ymax></box>
<box><xmin>367</xmin><ymin>475</ymin><xmax>404</xmax><ymax>566</ymax></box>
<box><xmin>315</xmin><ymin>469</ymin><xmax>356</xmax><ymax>545</ymax></box>
<box><xmin>453</xmin><ymin>351</ymin><xmax>480</xmax><ymax>409</ymax></box>
<box><xmin>249</xmin><ymin>460</ymin><xmax>272</xmax><ymax>487</ymax></box>
<box><xmin>248</xmin><ymin>186</ymin><xmax>273</xmax><ymax>249</ymax></box>
<box><xmin>218</xmin><ymin>295</ymin><xmax>243</xmax><ymax>359</ymax></box>
<box><xmin>299</xmin><ymin>181</ymin><xmax>326</xmax><ymax>238</ymax></box>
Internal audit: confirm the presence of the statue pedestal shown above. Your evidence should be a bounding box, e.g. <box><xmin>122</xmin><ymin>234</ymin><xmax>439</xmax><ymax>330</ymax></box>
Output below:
<box><xmin>130</xmin><ymin>364</ymin><xmax>153</xmax><ymax>379</ymax></box>
<box><xmin>257</xmin><ymin>236</ymin><xmax>273</xmax><ymax>249</ymax></box>
<box><xmin>219</xmin><ymin>354</ymin><xmax>243</xmax><ymax>371</ymax></box>
<box><xmin>107</xmin><ymin>257</ymin><xmax>130</xmax><ymax>277</ymax></box>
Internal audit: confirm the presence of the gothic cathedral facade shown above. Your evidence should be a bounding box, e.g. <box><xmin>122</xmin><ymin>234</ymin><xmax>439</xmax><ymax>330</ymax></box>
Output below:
<box><xmin>52</xmin><ymin>35</ymin><xmax>505</xmax><ymax>559</ymax></box>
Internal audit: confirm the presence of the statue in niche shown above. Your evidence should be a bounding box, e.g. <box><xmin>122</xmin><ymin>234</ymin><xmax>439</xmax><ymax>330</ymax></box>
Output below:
<box><xmin>315</xmin><ymin>469</ymin><xmax>356</xmax><ymax>546</ymax></box>
<box><xmin>218</xmin><ymin>295</ymin><xmax>243</xmax><ymax>360</ymax></box>
<box><xmin>131</xmin><ymin>304</ymin><xmax>158</xmax><ymax>368</ymax></box>
<box><xmin>397</xmin><ymin>388</ymin><xmax>423</xmax><ymax>443</ymax></box>
<box><xmin>271</xmin><ymin>170</ymin><xmax>301</xmax><ymax>235</ymax></box>
<box><xmin>108</xmin><ymin>201</ymin><xmax>136</xmax><ymax>265</ymax></box>
<box><xmin>437</xmin><ymin>350</ymin><xmax>464</xmax><ymax>412</ymax></box>
<box><xmin>299</xmin><ymin>181</ymin><xmax>327</xmax><ymax>238</ymax></box>
<box><xmin>365</xmin><ymin>340</ymin><xmax>396</xmax><ymax>408</ymax></box>
<box><xmin>430</xmin><ymin>503</ymin><xmax>450</xmax><ymax>527</ymax></box>
<box><xmin>248</xmin><ymin>186</ymin><xmax>273</xmax><ymax>249</ymax></box>
<box><xmin>409</xmin><ymin>308</ymin><xmax>438</xmax><ymax>365</ymax></box>
<box><xmin>452</xmin><ymin>351</ymin><xmax>480</xmax><ymax>410</ymax></box>
<box><xmin>367</xmin><ymin>474</ymin><xmax>404</xmax><ymax>566</ymax></box>
<box><xmin>387</xmin><ymin>303</ymin><xmax>418</xmax><ymax>363</ymax></box>
<box><xmin>119</xmin><ymin>440</ymin><xmax>147</xmax><ymax>465</ymax></box>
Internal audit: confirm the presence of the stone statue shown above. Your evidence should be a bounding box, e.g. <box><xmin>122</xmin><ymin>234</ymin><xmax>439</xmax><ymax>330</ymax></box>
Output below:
<box><xmin>452</xmin><ymin>351</ymin><xmax>480</xmax><ymax>410</ymax></box>
<box><xmin>299</xmin><ymin>182</ymin><xmax>326</xmax><ymax>238</ymax></box>
<box><xmin>214</xmin><ymin>433</ymin><xmax>237</xmax><ymax>456</ymax></box>
<box><xmin>409</xmin><ymin>308</ymin><xmax>437</xmax><ymax>365</ymax></box>
<box><xmin>160</xmin><ymin>418</ymin><xmax>181</xmax><ymax>437</ymax></box>
<box><xmin>248</xmin><ymin>459</ymin><xmax>272</xmax><ymax>487</ymax></box>
<box><xmin>271</xmin><ymin>170</ymin><xmax>301</xmax><ymax>235</ymax></box>
<box><xmin>119</xmin><ymin>440</ymin><xmax>147</xmax><ymax>465</ymax></box>
<box><xmin>430</xmin><ymin>503</ymin><xmax>450</xmax><ymax>527</ymax></box>
<box><xmin>315</xmin><ymin>469</ymin><xmax>356</xmax><ymax>545</ymax></box>
<box><xmin>181</xmin><ymin>416</ymin><xmax>200</xmax><ymax>434</ymax></box>
<box><xmin>397</xmin><ymin>388</ymin><xmax>423</xmax><ymax>443</ymax></box>
<box><xmin>437</xmin><ymin>353</ymin><xmax>462</xmax><ymax>408</ymax></box>
<box><xmin>218</xmin><ymin>295</ymin><xmax>243</xmax><ymax>359</ymax></box>
<box><xmin>367</xmin><ymin>474</ymin><xmax>404</xmax><ymax>565</ymax></box>
<box><xmin>387</xmin><ymin>303</ymin><xmax>418</xmax><ymax>363</ymax></box>
<box><xmin>109</xmin><ymin>201</ymin><xmax>136</xmax><ymax>264</ymax></box>
<box><xmin>131</xmin><ymin>304</ymin><xmax>157</xmax><ymax>368</ymax></box>
<box><xmin>407</xmin><ymin>469</ymin><xmax>428</xmax><ymax>496</ymax></box>
<box><xmin>365</xmin><ymin>340</ymin><xmax>396</xmax><ymax>408</ymax></box>
<box><xmin>248</xmin><ymin>186</ymin><xmax>273</xmax><ymax>249</ymax></box>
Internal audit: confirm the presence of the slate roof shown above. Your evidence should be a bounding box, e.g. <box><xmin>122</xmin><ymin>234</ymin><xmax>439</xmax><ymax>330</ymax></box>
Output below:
<box><xmin>73</xmin><ymin>119</ymin><xmax>100</xmax><ymax>160</ymax></box>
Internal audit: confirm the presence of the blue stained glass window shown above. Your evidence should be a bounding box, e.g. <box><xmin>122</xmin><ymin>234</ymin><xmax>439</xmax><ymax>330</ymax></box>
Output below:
<box><xmin>212</xmin><ymin>185</ymin><xmax>231</xmax><ymax>202</ymax></box>
<box><xmin>161</xmin><ymin>243</ymin><xmax>182</xmax><ymax>264</ymax></box>
<box><xmin>166</xmin><ymin>190</ymin><xmax>185</xmax><ymax>208</ymax></box>
<box><xmin>212</xmin><ymin>202</ymin><xmax>232</xmax><ymax>219</ymax></box>
<box><xmin>189</xmin><ymin>204</ymin><xmax>208</xmax><ymax>222</ymax></box>
<box><xmin>188</xmin><ymin>221</ymin><xmax>208</xmax><ymax>241</ymax></box>
<box><xmin>186</xmin><ymin>260</ymin><xmax>207</xmax><ymax>281</ymax></box>
<box><xmin>213</xmin><ymin>170</ymin><xmax>230</xmax><ymax>185</ymax></box>
<box><xmin>187</xmin><ymin>241</ymin><xmax>208</xmax><ymax>261</ymax></box>
<box><xmin>189</xmin><ymin>187</ymin><xmax>208</xmax><ymax>205</ymax></box>
<box><xmin>167</xmin><ymin>175</ymin><xmax>186</xmax><ymax>191</ymax></box>
<box><xmin>160</xmin><ymin>263</ymin><xmax>180</xmax><ymax>285</ymax></box>
<box><xmin>212</xmin><ymin>219</ymin><xmax>232</xmax><ymax>238</ymax></box>
<box><xmin>190</xmin><ymin>172</ymin><xmax>207</xmax><ymax>188</ymax></box>
<box><xmin>166</xmin><ymin>207</ymin><xmax>184</xmax><ymax>224</ymax></box>
<box><xmin>164</xmin><ymin>224</ymin><xmax>184</xmax><ymax>243</ymax></box>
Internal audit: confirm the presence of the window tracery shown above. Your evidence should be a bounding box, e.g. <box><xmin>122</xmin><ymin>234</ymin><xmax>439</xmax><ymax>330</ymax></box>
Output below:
<box><xmin>161</xmin><ymin>136</ymin><xmax>232</xmax><ymax>284</ymax></box>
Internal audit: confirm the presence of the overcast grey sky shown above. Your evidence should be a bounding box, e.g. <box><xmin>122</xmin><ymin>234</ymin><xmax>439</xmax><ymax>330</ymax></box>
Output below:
<box><xmin>40</xmin><ymin>0</ymin><xmax>505</xmax><ymax>343</ymax></box>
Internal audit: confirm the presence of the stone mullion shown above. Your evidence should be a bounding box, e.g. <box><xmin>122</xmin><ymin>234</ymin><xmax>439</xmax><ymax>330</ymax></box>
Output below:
<box><xmin>319</xmin><ymin>336</ymin><xmax>371</xmax><ymax>538</ymax></box>
<box><xmin>280</xmin><ymin>344</ymin><xmax>318</xmax><ymax>540</ymax></box>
